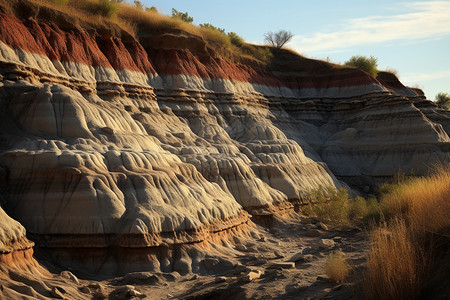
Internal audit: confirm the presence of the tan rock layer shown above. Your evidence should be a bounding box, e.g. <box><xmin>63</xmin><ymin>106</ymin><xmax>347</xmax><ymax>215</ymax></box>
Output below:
<box><xmin>0</xmin><ymin>6</ymin><xmax>448</xmax><ymax>276</ymax></box>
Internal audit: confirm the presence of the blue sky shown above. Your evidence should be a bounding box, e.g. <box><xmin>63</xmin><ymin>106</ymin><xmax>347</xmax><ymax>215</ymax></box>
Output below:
<box><xmin>138</xmin><ymin>0</ymin><xmax>450</xmax><ymax>100</ymax></box>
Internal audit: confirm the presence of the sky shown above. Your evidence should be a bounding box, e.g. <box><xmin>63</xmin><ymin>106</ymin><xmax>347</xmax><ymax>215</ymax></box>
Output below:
<box><xmin>137</xmin><ymin>0</ymin><xmax>450</xmax><ymax>100</ymax></box>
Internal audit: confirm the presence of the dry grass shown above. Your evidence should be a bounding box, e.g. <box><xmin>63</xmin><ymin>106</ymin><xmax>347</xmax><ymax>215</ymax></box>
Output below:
<box><xmin>364</xmin><ymin>167</ymin><xmax>450</xmax><ymax>299</ymax></box>
<box><xmin>0</xmin><ymin>0</ymin><xmax>350</xmax><ymax>67</ymax></box>
<box><xmin>384</xmin><ymin>67</ymin><xmax>399</xmax><ymax>77</ymax></box>
<box><xmin>0</xmin><ymin>0</ymin><xmax>136</xmax><ymax>36</ymax></box>
<box><xmin>326</xmin><ymin>251</ymin><xmax>351</xmax><ymax>283</ymax></box>
<box><xmin>0</xmin><ymin>0</ymin><xmax>269</xmax><ymax>63</ymax></box>
<box><xmin>364</xmin><ymin>219</ymin><xmax>426</xmax><ymax>299</ymax></box>
<box><xmin>380</xmin><ymin>167</ymin><xmax>450</xmax><ymax>234</ymax></box>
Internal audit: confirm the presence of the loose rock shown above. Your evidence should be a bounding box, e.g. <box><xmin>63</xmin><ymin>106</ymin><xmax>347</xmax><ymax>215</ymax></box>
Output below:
<box><xmin>302</xmin><ymin>247</ymin><xmax>314</xmax><ymax>254</ymax></box>
<box><xmin>318</xmin><ymin>239</ymin><xmax>335</xmax><ymax>249</ymax></box>
<box><xmin>215</xmin><ymin>276</ymin><xmax>227</xmax><ymax>283</ymax></box>
<box><xmin>203</xmin><ymin>258</ymin><xmax>220</xmax><ymax>270</ymax></box>
<box><xmin>242</xmin><ymin>270</ymin><xmax>262</xmax><ymax>282</ymax></box>
<box><xmin>306</xmin><ymin>229</ymin><xmax>321</xmax><ymax>237</ymax></box>
<box><xmin>269</xmin><ymin>262</ymin><xmax>295</xmax><ymax>269</ymax></box>
<box><xmin>319</xmin><ymin>222</ymin><xmax>329</xmax><ymax>230</ymax></box>
<box><xmin>60</xmin><ymin>271</ymin><xmax>79</xmax><ymax>284</ymax></box>
<box><xmin>274</xmin><ymin>250</ymin><xmax>285</xmax><ymax>258</ymax></box>
<box><xmin>288</xmin><ymin>252</ymin><xmax>305</xmax><ymax>262</ymax></box>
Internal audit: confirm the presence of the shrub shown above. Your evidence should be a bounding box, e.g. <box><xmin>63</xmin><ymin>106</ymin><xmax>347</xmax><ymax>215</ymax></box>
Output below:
<box><xmin>326</xmin><ymin>251</ymin><xmax>351</xmax><ymax>283</ymax></box>
<box><xmin>199</xmin><ymin>23</ymin><xmax>225</xmax><ymax>34</ymax></box>
<box><xmin>171</xmin><ymin>8</ymin><xmax>193</xmax><ymax>23</ymax></box>
<box><xmin>344</xmin><ymin>55</ymin><xmax>378</xmax><ymax>77</ymax></box>
<box><xmin>145</xmin><ymin>6</ymin><xmax>158</xmax><ymax>13</ymax></box>
<box><xmin>85</xmin><ymin>0</ymin><xmax>118</xmax><ymax>18</ymax></box>
<box><xmin>384</xmin><ymin>67</ymin><xmax>399</xmax><ymax>77</ymax></box>
<box><xmin>252</xmin><ymin>47</ymin><xmax>273</xmax><ymax>63</ymax></box>
<box><xmin>349</xmin><ymin>195</ymin><xmax>369</xmax><ymax>220</ymax></box>
<box><xmin>228</xmin><ymin>32</ymin><xmax>244</xmax><ymax>47</ymax></box>
<box><xmin>305</xmin><ymin>187</ymin><xmax>382</xmax><ymax>226</ymax></box>
<box><xmin>435</xmin><ymin>92</ymin><xmax>450</xmax><ymax>110</ymax></box>
<box><xmin>133</xmin><ymin>0</ymin><xmax>143</xmax><ymax>10</ymax></box>
<box><xmin>199</xmin><ymin>27</ymin><xmax>231</xmax><ymax>48</ymax></box>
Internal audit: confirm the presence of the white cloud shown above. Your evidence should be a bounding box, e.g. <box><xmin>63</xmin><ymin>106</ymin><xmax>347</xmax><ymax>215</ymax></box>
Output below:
<box><xmin>292</xmin><ymin>1</ymin><xmax>450</xmax><ymax>53</ymax></box>
<box><xmin>401</xmin><ymin>70</ymin><xmax>450</xmax><ymax>83</ymax></box>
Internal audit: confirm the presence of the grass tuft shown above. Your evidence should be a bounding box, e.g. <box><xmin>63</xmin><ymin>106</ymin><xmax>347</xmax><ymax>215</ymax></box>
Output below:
<box><xmin>326</xmin><ymin>251</ymin><xmax>351</xmax><ymax>283</ymax></box>
<box><xmin>364</xmin><ymin>167</ymin><xmax>450</xmax><ymax>299</ymax></box>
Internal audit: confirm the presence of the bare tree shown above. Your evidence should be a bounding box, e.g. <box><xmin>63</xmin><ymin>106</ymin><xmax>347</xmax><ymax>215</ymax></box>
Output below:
<box><xmin>264</xmin><ymin>30</ymin><xmax>293</xmax><ymax>49</ymax></box>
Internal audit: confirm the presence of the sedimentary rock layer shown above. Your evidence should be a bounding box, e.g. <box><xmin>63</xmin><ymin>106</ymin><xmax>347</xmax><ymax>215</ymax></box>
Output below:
<box><xmin>0</xmin><ymin>6</ymin><xmax>448</xmax><ymax>275</ymax></box>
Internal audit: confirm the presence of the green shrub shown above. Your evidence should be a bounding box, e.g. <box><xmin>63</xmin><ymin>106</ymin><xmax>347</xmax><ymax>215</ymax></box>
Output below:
<box><xmin>242</xmin><ymin>45</ymin><xmax>273</xmax><ymax>63</ymax></box>
<box><xmin>199</xmin><ymin>23</ymin><xmax>225</xmax><ymax>34</ymax></box>
<box><xmin>435</xmin><ymin>92</ymin><xmax>450</xmax><ymax>110</ymax></box>
<box><xmin>171</xmin><ymin>8</ymin><xmax>193</xmax><ymax>23</ymax></box>
<box><xmin>199</xmin><ymin>27</ymin><xmax>231</xmax><ymax>48</ymax></box>
<box><xmin>145</xmin><ymin>6</ymin><xmax>158</xmax><ymax>13</ymax></box>
<box><xmin>344</xmin><ymin>55</ymin><xmax>378</xmax><ymax>77</ymax></box>
<box><xmin>305</xmin><ymin>187</ymin><xmax>381</xmax><ymax>225</ymax></box>
<box><xmin>85</xmin><ymin>0</ymin><xmax>118</xmax><ymax>18</ymax></box>
<box><xmin>307</xmin><ymin>187</ymin><xmax>350</xmax><ymax>225</ymax></box>
<box><xmin>349</xmin><ymin>195</ymin><xmax>369</xmax><ymax>220</ymax></box>
<box><xmin>133</xmin><ymin>0</ymin><xmax>143</xmax><ymax>10</ymax></box>
<box><xmin>228</xmin><ymin>32</ymin><xmax>244</xmax><ymax>47</ymax></box>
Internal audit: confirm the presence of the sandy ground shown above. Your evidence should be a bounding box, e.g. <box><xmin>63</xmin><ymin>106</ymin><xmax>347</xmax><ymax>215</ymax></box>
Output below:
<box><xmin>0</xmin><ymin>214</ymin><xmax>369</xmax><ymax>299</ymax></box>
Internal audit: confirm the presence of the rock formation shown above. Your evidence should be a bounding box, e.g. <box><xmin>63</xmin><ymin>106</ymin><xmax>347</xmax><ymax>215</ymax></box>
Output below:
<box><xmin>0</xmin><ymin>1</ymin><xmax>448</xmax><ymax>279</ymax></box>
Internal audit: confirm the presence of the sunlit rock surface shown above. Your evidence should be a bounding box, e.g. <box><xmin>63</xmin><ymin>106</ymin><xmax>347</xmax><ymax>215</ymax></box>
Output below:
<box><xmin>0</xmin><ymin>8</ymin><xmax>448</xmax><ymax>276</ymax></box>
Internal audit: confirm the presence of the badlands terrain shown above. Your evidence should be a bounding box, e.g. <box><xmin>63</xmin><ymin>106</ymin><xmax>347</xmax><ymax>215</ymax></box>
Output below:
<box><xmin>0</xmin><ymin>0</ymin><xmax>449</xmax><ymax>299</ymax></box>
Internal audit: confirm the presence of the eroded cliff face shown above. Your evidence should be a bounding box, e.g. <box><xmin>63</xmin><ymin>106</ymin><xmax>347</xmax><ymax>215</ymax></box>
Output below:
<box><xmin>0</xmin><ymin>7</ymin><xmax>449</xmax><ymax>276</ymax></box>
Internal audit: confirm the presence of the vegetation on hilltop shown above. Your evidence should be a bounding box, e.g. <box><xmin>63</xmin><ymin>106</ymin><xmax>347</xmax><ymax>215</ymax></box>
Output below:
<box><xmin>344</xmin><ymin>55</ymin><xmax>379</xmax><ymax>77</ymax></box>
<box><xmin>435</xmin><ymin>92</ymin><xmax>450</xmax><ymax>110</ymax></box>
<box><xmin>0</xmin><ymin>0</ymin><xmax>421</xmax><ymax>80</ymax></box>
<box><xmin>264</xmin><ymin>30</ymin><xmax>294</xmax><ymax>50</ymax></box>
<box><xmin>31</xmin><ymin>0</ymin><xmax>270</xmax><ymax>64</ymax></box>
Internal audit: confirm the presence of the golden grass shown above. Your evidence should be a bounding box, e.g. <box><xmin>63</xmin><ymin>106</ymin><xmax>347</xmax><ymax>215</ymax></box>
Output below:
<box><xmin>0</xmin><ymin>0</ymin><xmax>136</xmax><ymax>36</ymax></box>
<box><xmin>365</xmin><ymin>219</ymin><xmax>426</xmax><ymax>299</ymax></box>
<box><xmin>364</xmin><ymin>167</ymin><xmax>450</xmax><ymax>299</ymax></box>
<box><xmin>0</xmin><ymin>0</ymin><xmax>265</xmax><ymax>63</ymax></box>
<box><xmin>0</xmin><ymin>0</ymin><xmax>348</xmax><ymax>66</ymax></box>
<box><xmin>326</xmin><ymin>251</ymin><xmax>351</xmax><ymax>283</ymax></box>
<box><xmin>384</xmin><ymin>67</ymin><xmax>399</xmax><ymax>77</ymax></box>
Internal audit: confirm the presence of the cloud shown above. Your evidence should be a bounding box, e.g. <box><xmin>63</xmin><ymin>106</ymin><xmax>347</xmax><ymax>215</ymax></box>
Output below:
<box><xmin>292</xmin><ymin>1</ymin><xmax>450</xmax><ymax>53</ymax></box>
<box><xmin>401</xmin><ymin>70</ymin><xmax>450</xmax><ymax>83</ymax></box>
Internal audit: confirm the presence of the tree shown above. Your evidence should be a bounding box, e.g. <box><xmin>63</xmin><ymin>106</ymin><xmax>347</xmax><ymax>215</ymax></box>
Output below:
<box><xmin>344</xmin><ymin>55</ymin><xmax>378</xmax><ymax>77</ymax></box>
<box><xmin>171</xmin><ymin>8</ymin><xmax>193</xmax><ymax>23</ymax></box>
<box><xmin>264</xmin><ymin>30</ymin><xmax>293</xmax><ymax>49</ymax></box>
<box><xmin>435</xmin><ymin>92</ymin><xmax>450</xmax><ymax>110</ymax></box>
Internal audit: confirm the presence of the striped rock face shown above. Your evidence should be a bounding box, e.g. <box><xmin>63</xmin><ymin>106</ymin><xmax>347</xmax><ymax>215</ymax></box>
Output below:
<box><xmin>0</xmin><ymin>9</ymin><xmax>448</xmax><ymax>275</ymax></box>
